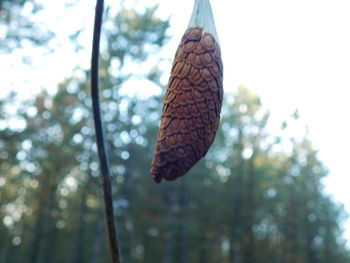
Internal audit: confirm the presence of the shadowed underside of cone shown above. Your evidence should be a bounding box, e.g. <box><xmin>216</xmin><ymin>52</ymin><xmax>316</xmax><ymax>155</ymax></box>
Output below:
<box><xmin>150</xmin><ymin>27</ymin><xmax>223</xmax><ymax>183</ymax></box>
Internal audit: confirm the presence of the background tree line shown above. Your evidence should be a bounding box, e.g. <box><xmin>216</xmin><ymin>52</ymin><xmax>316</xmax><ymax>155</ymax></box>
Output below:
<box><xmin>1</xmin><ymin>1</ymin><xmax>349</xmax><ymax>262</ymax></box>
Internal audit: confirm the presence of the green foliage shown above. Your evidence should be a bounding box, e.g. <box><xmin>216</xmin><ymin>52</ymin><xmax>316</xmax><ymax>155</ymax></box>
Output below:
<box><xmin>0</xmin><ymin>3</ymin><xmax>349</xmax><ymax>263</ymax></box>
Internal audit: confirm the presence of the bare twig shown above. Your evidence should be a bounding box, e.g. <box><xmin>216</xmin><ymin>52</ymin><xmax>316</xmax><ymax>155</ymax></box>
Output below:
<box><xmin>90</xmin><ymin>0</ymin><xmax>122</xmax><ymax>262</ymax></box>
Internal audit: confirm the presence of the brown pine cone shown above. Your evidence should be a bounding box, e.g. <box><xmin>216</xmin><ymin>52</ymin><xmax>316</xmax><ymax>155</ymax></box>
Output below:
<box><xmin>151</xmin><ymin>27</ymin><xmax>223</xmax><ymax>183</ymax></box>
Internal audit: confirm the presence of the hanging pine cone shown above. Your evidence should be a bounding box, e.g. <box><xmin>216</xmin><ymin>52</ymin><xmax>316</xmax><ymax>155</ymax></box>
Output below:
<box><xmin>150</xmin><ymin>26</ymin><xmax>223</xmax><ymax>183</ymax></box>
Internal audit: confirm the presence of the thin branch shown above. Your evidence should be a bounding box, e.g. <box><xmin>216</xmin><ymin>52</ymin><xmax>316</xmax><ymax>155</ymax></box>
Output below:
<box><xmin>90</xmin><ymin>1</ymin><xmax>122</xmax><ymax>262</ymax></box>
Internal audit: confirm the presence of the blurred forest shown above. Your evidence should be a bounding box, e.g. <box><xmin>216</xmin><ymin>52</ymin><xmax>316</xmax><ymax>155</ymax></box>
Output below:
<box><xmin>1</xmin><ymin>1</ymin><xmax>350</xmax><ymax>263</ymax></box>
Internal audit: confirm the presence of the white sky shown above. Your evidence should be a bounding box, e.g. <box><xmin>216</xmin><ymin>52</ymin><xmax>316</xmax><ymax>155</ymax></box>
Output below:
<box><xmin>1</xmin><ymin>0</ymin><xmax>350</xmax><ymax>244</ymax></box>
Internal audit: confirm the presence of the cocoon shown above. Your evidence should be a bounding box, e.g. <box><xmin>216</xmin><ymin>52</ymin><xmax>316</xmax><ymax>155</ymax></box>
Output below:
<box><xmin>151</xmin><ymin>0</ymin><xmax>223</xmax><ymax>183</ymax></box>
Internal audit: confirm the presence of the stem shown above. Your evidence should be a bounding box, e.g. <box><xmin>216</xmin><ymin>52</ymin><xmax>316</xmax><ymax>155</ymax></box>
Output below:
<box><xmin>90</xmin><ymin>1</ymin><xmax>122</xmax><ymax>262</ymax></box>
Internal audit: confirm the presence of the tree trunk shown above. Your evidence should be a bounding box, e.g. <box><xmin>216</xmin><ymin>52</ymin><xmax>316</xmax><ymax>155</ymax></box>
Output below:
<box><xmin>198</xmin><ymin>230</ymin><xmax>208</xmax><ymax>263</ymax></box>
<box><xmin>72</xmin><ymin>185</ymin><xmax>88</xmax><ymax>263</ymax></box>
<box><xmin>178</xmin><ymin>179</ymin><xmax>188</xmax><ymax>263</ymax></box>
<box><xmin>163</xmin><ymin>185</ymin><xmax>177</xmax><ymax>263</ymax></box>
<box><xmin>41</xmin><ymin>176</ymin><xmax>59</xmax><ymax>263</ymax></box>
<box><xmin>90</xmin><ymin>208</ymin><xmax>105</xmax><ymax>263</ymax></box>
<box><xmin>230</xmin><ymin>127</ymin><xmax>244</xmax><ymax>263</ymax></box>
<box><xmin>29</xmin><ymin>172</ymin><xmax>51</xmax><ymax>263</ymax></box>
<box><xmin>243</xmin><ymin>152</ymin><xmax>256</xmax><ymax>263</ymax></box>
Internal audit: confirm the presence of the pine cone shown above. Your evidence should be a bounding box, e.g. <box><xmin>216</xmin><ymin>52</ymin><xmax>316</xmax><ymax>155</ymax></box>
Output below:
<box><xmin>151</xmin><ymin>27</ymin><xmax>223</xmax><ymax>183</ymax></box>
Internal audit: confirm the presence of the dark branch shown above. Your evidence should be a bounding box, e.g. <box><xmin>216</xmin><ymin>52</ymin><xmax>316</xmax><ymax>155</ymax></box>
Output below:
<box><xmin>90</xmin><ymin>1</ymin><xmax>122</xmax><ymax>262</ymax></box>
